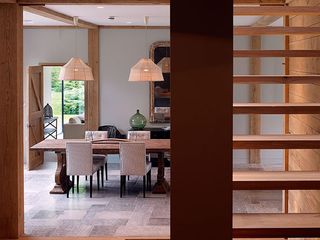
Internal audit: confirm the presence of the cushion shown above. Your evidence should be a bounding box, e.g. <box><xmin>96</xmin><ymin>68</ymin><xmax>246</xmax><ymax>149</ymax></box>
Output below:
<box><xmin>69</xmin><ymin>117</ymin><xmax>81</xmax><ymax>124</ymax></box>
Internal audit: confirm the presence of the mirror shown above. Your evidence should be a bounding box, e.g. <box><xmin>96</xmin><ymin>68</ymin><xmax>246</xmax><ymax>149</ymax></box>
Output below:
<box><xmin>149</xmin><ymin>41</ymin><xmax>170</xmax><ymax>123</ymax></box>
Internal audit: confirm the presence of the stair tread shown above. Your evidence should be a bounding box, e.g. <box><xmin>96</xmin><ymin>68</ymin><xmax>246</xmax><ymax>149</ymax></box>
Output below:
<box><xmin>233</xmin><ymin>103</ymin><xmax>320</xmax><ymax>114</ymax></box>
<box><xmin>233</xmin><ymin>134</ymin><xmax>320</xmax><ymax>149</ymax></box>
<box><xmin>233</xmin><ymin>171</ymin><xmax>320</xmax><ymax>190</ymax></box>
<box><xmin>233</xmin><ymin>213</ymin><xmax>320</xmax><ymax>238</ymax></box>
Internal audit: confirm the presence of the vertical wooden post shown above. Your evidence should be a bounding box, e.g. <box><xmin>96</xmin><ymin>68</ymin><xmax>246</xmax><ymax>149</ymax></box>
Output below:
<box><xmin>0</xmin><ymin>3</ymin><xmax>23</xmax><ymax>238</ymax></box>
<box><xmin>171</xmin><ymin>0</ymin><xmax>232</xmax><ymax>239</ymax></box>
<box><xmin>249</xmin><ymin>36</ymin><xmax>261</xmax><ymax>164</ymax></box>
<box><xmin>86</xmin><ymin>27</ymin><xmax>100</xmax><ymax>130</ymax></box>
<box><xmin>283</xmin><ymin>14</ymin><xmax>290</xmax><ymax>214</ymax></box>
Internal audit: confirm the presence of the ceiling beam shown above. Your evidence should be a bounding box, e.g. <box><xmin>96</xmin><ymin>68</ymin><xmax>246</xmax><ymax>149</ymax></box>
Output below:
<box><xmin>252</xmin><ymin>16</ymin><xmax>281</xmax><ymax>27</ymax></box>
<box><xmin>23</xmin><ymin>25</ymin><xmax>170</xmax><ymax>29</ymax></box>
<box><xmin>234</xmin><ymin>26</ymin><xmax>320</xmax><ymax>35</ymax></box>
<box><xmin>234</xmin><ymin>0</ymin><xmax>285</xmax><ymax>4</ymax></box>
<box><xmin>0</xmin><ymin>0</ymin><xmax>17</xmax><ymax>3</ymax></box>
<box><xmin>24</xmin><ymin>6</ymin><xmax>98</xmax><ymax>29</ymax></box>
<box><xmin>234</xmin><ymin>6</ymin><xmax>320</xmax><ymax>15</ymax></box>
<box><xmin>18</xmin><ymin>0</ymin><xmax>169</xmax><ymax>4</ymax></box>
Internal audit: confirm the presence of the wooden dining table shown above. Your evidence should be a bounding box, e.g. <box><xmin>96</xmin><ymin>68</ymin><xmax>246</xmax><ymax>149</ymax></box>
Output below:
<box><xmin>31</xmin><ymin>138</ymin><xmax>171</xmax><ymax>194</ymax></box>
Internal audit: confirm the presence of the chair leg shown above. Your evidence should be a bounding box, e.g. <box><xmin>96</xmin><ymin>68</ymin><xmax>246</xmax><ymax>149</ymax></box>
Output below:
<box><xmin>76</xmin><ymin>175</ymin><xmax>79</xmax><ymax>193</ymax></box>
<box><xmin>101</xmin><ymin>166</ymin><xmax>104</xmax><ymax>187</ymax></box>
<box><xmin>143</xmin><ymin>175</ymin><xmax>146</xmax><ymax>198</ymax></box>
<box><xmin>90</xmin><ymin>175</ymin><xmax>93</xmax><ymax>198</ymax></box>
<box><xmin>72</xmin><ymin>176</ymin><xmax>75</xmax><ymax>194</ymax></box>
<box><xmin>124</xmin><ymin>175</ymin><xmax>126</xmax><ymax>192</ymax></box>
<box><xmin>127</xmin><ymin>176</ymin><xmax>130</xmax><ymax>181</ymax></box>
<box><xmin>120</xmin><ymin>175</ymin><xmax>124</xmax><ymax>198</ymax></box>
<box><xmin>67</xmin><ymin>176</ymin><xmax>70</xmax><ymax>198</ymax></box>
<box><xmin>105</xmin><ymin>162</ymin><xmax>108</xmax><ymax>181</ymax></box>
<box><xmin>97</xmin><ymin>170</ymin><xmax>100</xmax><ymax>191</ymax></box>
<box><xmin>148</xmin><ymin>171</ymin><xmax>152</xmax><ymax>191</ymax></box>
<box><xmin>85</xmin><ymin>175</ymin><xmax>87</xmax><ymax>181</ymax></box>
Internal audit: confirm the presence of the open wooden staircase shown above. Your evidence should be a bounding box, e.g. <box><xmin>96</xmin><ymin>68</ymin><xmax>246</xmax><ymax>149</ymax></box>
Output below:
<box><xmin>232</xmin><ymin>3</ymin><xmax>320</xmax><ymax>238</ymax></box>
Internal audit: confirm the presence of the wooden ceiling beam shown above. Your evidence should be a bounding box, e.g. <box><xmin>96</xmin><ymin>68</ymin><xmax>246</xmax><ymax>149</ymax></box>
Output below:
<box><xmin>18</xmin><ymin>0</ymin><xmax>169</xmax><ymax>4</ymax></box>
<box><xmin>234</xmin><ymin>6</ymin><xmax>320</xmax><ymax>15</ymax></box>
<box><xmin>234</xmin><ymin>26</ymin><xmax>320</xmax><ymax>35</ymax></box>
<box><xmin>24</xmin><ymin>6</ymin><xmax>98</xmax><ymax>29</ymax></box>
<box><xmin>233</xmin><ymin>75</ymin><xmax>320</xmax><ymax>84</ymax></box>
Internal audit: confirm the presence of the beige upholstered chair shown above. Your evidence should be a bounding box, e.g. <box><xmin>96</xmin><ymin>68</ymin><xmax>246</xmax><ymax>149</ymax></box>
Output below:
<box><xmin>85</xmin><ymin>131</ymin><xmax>109</xmax><ymax>183</ymax></box>
<box><xmin>66</xmin><ymin>142</ymin><xmax>104</xmax><ymax>198</ymax></box>
<box><xmin>127</xmin><ymin>131</ymin><xmax>151</xmax><ymax>181</ymax></box>
<box><xmin>119</xmin><ymin>142</ymin><xmax>151</xmax><ymax>198</ymax></box>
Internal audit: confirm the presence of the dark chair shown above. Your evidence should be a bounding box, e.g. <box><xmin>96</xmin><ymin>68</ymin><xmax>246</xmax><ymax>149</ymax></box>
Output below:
<box><xmin>98</xmin><ymin>125</ymin><xmax>126</xmax><ymax>139</ymax></box>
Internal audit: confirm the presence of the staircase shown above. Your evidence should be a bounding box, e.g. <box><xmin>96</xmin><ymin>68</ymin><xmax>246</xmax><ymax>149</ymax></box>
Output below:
<box><xmin>233</xmin><ymin>3</ymin><xmax>320</xmax><ymax>238</ymax></box>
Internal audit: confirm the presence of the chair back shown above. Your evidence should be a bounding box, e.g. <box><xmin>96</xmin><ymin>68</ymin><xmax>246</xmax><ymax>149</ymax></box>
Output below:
<box><xmin>66</xmin><ymin>142</ymin><xmax>93</xmax><ymax>176</ymax></box>
<box><xmin>120</xmin><ymin>142</ymin><xmax>147</xmax><ymax>176</ymax></box>
<box><xmin>85</xmin><ymin>131</ymin><xmax>108</xmax><ymax>141</ymax></box>
<box><xmin>127</xmin><ymin>131</ymin><xmax>150</xmax><ymax>141</ymax></box>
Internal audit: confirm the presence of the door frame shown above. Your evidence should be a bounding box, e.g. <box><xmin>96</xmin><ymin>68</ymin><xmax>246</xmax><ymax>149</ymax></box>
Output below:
<box><xmin>1</xmin><ymin>1</ymin><xmax>233</xmax><ymax>240</ymax></box>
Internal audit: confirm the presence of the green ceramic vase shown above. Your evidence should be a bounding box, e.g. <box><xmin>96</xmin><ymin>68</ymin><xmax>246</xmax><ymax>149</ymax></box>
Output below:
<box><xmin>129</xmin><ymin>109</ymin><xmax>147</xmax><ymax>130</ymax></box>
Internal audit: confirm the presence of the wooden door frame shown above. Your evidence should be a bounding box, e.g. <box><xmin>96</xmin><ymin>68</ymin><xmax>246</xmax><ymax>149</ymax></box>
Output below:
<box><xmin>0</xmin><ymin>1</ymin><xmax>232</xmax><ymax>240</ymax></box>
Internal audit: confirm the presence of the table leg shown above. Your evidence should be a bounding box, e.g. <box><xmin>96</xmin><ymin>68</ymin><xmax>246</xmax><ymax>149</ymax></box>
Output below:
<box><xmin>50</xmin><ymin>152</ymin><xmax>73</xmax><ymax>194</ymax></box>
<box><xmin>152</xmin><ymin>152</ymin><xmax>170</xmax><ymax>194</ymax></box>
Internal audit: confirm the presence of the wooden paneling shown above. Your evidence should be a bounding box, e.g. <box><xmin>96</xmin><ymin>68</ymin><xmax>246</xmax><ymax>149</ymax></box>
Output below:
<box><xmin>0</xmin><ymin>3</ymin><xmax>23</xmax><ymax>239</ymax></box>
<box><xmin>233</xmin><ymin>213</ymin><xmax>320</xmax><ymax>238</ymax></box>
<box><xmin>288</xmin><ymin>1</ymin><xmax>320</xmax><ymax>237</ymax></box>
<box><xmin>85</xmin><ymin>28</ymin><xmax>100</xmax><ymax>131</ymax></box>
<box><xmin>233</xmin><ymin>0</ymin><xmax>285</xmax><ymax>4</ymax></box>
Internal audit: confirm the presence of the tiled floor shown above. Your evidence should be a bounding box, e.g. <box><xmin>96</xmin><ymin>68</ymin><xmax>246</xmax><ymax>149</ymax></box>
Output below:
<box><xmin>24</xmin><ymin>159</ymin><xmax>170</xmax><ymax>237</ymax></box>
<box><xmin>24</xmin><ymin>159</ymin><xmax>283</xmax><ymax>237</ymax></box>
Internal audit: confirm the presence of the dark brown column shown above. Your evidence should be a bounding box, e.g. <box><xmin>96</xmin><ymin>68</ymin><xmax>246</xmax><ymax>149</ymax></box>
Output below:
<box><xmin>0</xmin><ymin>3</ymin><xmax>23</xmax><ymax>239</ymax></box>
<box><xmin>171</xmin><ymin>0</ymin><xmax>233</xmax><ymax>239</ymax></box>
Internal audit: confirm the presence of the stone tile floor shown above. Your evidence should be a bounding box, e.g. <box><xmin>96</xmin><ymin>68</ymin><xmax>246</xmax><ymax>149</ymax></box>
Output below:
<box><xmin>24</xmin><ymin>160</ymin><xmax>282</xmax><ymax>237</ymax></box>
<box><xmin>24</xmin><ymin>160</ymin><xmax>170</xmax><ymax>237</ymax></box>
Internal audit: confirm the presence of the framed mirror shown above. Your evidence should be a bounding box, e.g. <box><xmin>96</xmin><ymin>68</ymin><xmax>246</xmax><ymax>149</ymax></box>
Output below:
<box><xmin>149</xmin><ymin>41</ymin><xmax>170</xmax><ymax>123</ymax></box>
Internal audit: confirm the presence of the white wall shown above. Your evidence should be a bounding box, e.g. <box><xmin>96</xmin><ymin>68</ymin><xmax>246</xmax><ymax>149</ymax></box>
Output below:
<box><xmin>23</xmin><ymin>29</ymin><xmax>88</xmax><ymax>162</ymax></box>
<box><xmin>233</xmin><ymin>35</ymin><xmax>284</xmax><ymax>168</ymax></box>
<box><xmin>99</xmin><ymin>29</ymin><xmax>170</xmax><ymax>133</ymax></box>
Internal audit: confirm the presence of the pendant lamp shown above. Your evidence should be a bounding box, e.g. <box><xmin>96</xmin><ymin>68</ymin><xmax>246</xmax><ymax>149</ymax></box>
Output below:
<box><xmin>59</xmin><ymin>17</ymin><xmax>94</xmax><ymax>81</ymax></box>
<box><xmin>157</xmin><ymin>57</ymin><xmax>170</xmax><ymax>73</ymax></box>
<box><xmin>128</xmin><ymin>16</ymin><xmax>164</xmax><ymax>82</ymax></box>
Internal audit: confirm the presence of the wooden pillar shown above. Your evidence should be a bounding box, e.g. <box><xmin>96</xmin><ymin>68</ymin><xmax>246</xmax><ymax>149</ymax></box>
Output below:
<box><xmin>85</xmin><ymin>27</ymin><xmax>100</xmax><ymax>131</ymax></box>
<box><xmin>283</xmin><ymin>14</ymin><xmax>290</xmax><ymax>214</ymax></box>
<box><xmin>171</xmin><ymin>0</ymin><xmax>232</xmax><ymax>239</ymax></box>
<box><xmin>249</xmin><ymin>36</ymin><xmax>261</xmax><ymax>164</ymax></box>
<box><xmin>0</xmin><ymin>3</ymin><xmax>23</xmax><ymax>239</ymax></box>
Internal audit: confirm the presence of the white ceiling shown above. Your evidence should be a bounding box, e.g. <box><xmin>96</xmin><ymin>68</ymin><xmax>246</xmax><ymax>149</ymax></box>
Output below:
<box><xmin>23</xmin><ymin>5</ymin><xmax>283</xmax><ymax>27</ymax></box>
<box><xmin>23</xmin><ymin>11</ymin><xmax>70</xmax><ymax>26</ymax></box>
<box><xmin>23</xmin><ymin>5</ymin><xmax>170</xmax><ymax>26</ymax></box>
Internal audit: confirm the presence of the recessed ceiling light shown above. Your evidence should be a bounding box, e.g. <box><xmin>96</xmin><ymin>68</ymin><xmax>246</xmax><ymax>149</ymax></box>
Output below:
<box><xmin>24</xmin><ymin>19</ymin><xmax>33</xmax><ymax>23</ymax></box>
<box><xmin>97</xmin><ymin>6</ymin><xmax>104</xmax><ymax>9</ymax></box>
<box><xmin>126</xmin><ymin>21</ymin><xmax>133</xmax><ymax>24</ymax></box>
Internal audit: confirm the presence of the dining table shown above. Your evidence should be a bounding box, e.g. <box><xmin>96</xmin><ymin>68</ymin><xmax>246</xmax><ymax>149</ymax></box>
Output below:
<box><xmin>31</xmin><ymin>138</ymin><xmax>171</xmax><ymax>194</ymax></box>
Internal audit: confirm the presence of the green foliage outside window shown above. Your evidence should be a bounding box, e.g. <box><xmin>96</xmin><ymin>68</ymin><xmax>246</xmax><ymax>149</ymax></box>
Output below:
<box><xmin>51</xmin><ymin>67</ymin><xmax>84</xmax><ymax>115</ymax></box>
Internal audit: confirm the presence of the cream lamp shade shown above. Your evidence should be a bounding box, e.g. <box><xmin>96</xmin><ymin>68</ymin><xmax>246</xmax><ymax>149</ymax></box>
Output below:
<box><xmin>157</xmin><ymin>57</ymin><xmax>170</xmax><ymax>73</ymax></box>
<box><xmin>59</xmin><ymin>57</ymin><xmax>94</xmax><ymax>81</ymax></box>
<box><xmin>128</xmin><ymin>58</ymin><xmax>164</xmax><ymax>82</ymax></box>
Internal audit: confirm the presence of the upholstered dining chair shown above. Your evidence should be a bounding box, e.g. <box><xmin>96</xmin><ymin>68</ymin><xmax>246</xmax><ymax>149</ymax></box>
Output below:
<box><xmin>66</xmin><ymin>142</ymin><xmax>104</xmax><ymax>198</ymax></box>
<box><xmin>85</xmin><ymin>131</ymin><xmax>108</xmax><ymax>184</ymax></box>
<box><xmin>119</xmin><ymin>142</ymin><xmax>151</xmax><ymax>198</ymax></box>
<box><xmin>127</xmin><ymin>131</ymin><xmax>151</xmax><ymax>181</ymax></box>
